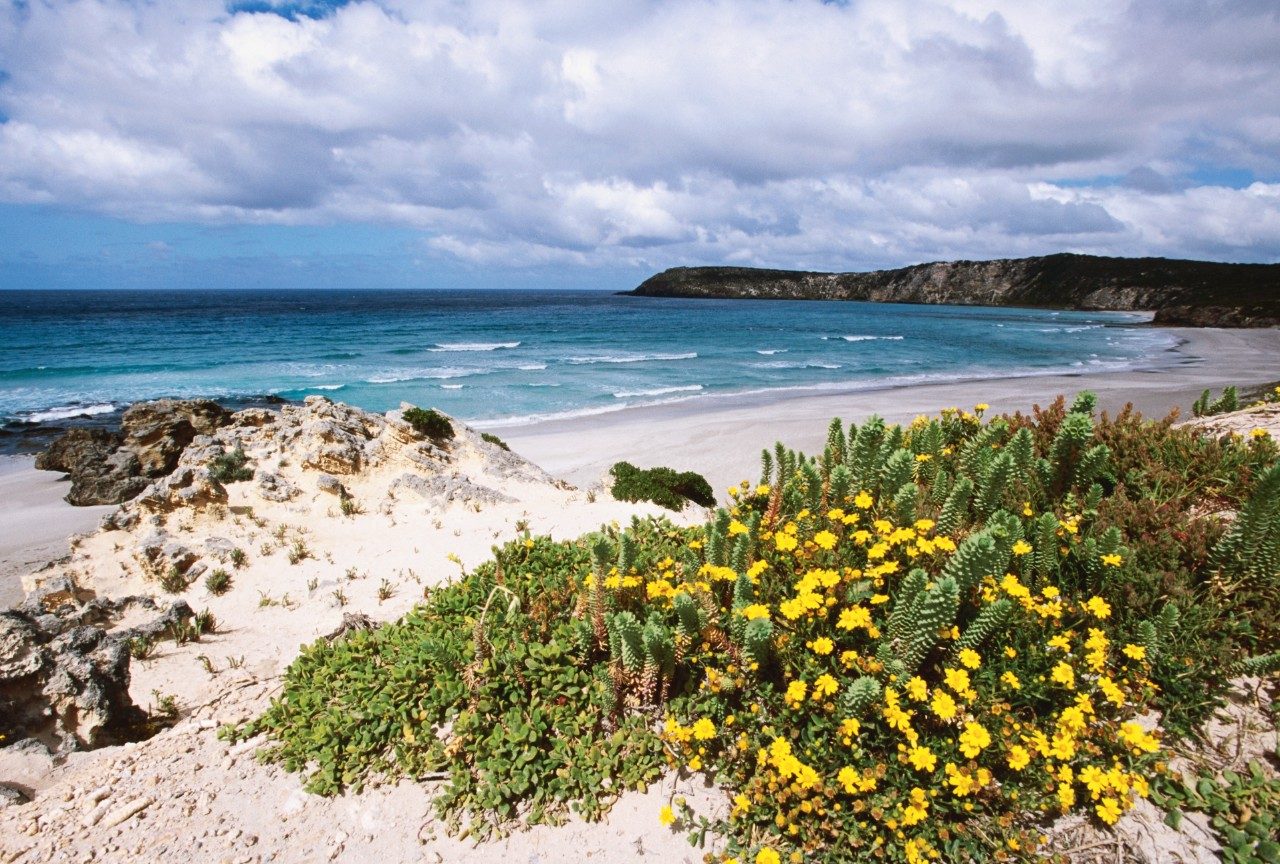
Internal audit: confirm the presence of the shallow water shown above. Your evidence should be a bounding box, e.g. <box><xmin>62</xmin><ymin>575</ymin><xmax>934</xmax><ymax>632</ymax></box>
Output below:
<box><xmin>0</xmin><ymin>289</ymin><xmax>1175</xmax><ymax>430</ymax></box>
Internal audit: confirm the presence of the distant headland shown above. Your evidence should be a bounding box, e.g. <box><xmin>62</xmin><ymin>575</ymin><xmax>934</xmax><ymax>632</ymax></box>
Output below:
<box><xmin>626</xmin><ymin>253</ymin><xmax>1280</xmax><ymax>327</ymax></box>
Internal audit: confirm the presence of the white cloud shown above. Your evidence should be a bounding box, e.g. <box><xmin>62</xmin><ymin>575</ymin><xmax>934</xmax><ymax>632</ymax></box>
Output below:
<box><xmin>0</xmin><ymin>0</ymin><xmax>1278</xmax><ymax>269</ymax></box>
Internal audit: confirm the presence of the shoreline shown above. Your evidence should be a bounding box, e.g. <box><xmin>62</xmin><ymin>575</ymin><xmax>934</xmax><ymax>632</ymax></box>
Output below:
<box><xmin>2</xmin><ymin>325</ymin><xmax>1277</xmax><ymax>607</ymax></box>
<box><xmin>502</xmin><ymin>326</ymin><xmax>1280</xmax><ymax>489</ymax></box>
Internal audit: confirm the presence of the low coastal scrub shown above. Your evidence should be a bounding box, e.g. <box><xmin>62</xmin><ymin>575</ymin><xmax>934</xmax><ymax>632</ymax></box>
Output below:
<box><xmin>1194</xmin><ymin>383</ymin><xmax>1280</xmax><ymax>417</ymax></box>
<box><xmin>230</xmin><ymin>394</ymin><xmax>1279</xmax><ymax>862</ymax></box>
<box><xmin>403</xmin><ymin>406</ymin><xmax>454</xmax><ymax>442</ymax></box>
<box><xmin>208</xmin><ymin>447</ymin><xmax>253</xmax><ymax>483</ymax></box>
<box><xmin>481</xmin><ymin>431</ymin><xmax>511</xmax><ymax>451</ymax></box>
<box><xmin>610</xmin><ymin>461</ymin><xmax>716</xmax><ymax>511</ymax></box>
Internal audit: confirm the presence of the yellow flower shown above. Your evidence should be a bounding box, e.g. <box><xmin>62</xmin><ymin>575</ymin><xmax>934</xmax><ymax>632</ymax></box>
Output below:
<box><xmin>692</xmin><ymin>718</ymin><xmax>716</xmax><ymax>740</ymax></box>
<box><xmin>810</xmin><ymin>636</ymin><xmax>834</xmax><ymax>656</ymax></box>
<box><xmin>958</xmin><ymin>722</ymin><xmax>992</xmax><ymax>758</ymax></box>
<box><xmin>813</xmin><ymin>530</ymin><xmax>837</xmax><ymax>550</ymax></box>
<box><xmin>1022</xmin><ymin>502</ymin><xmax>1034</xmax><ymax>517</ymax></box>
<box><xmin>854</xmin><ymin>490</ymin><xmax>874</xmax><ymax>509</ymax></box>
<box><xmin>659</xmin><ymin>805</ymin><xmax>676</xmax><ymax>827</ymax></box>
<box><xmin>1006</xmin><ymin>744</ymin><xmax>1031</xmax><ymax>770</ymax></box>
<box><xmin>774</xmin><ymin>532</ymin><xmax>798</xmax><ymax>552</ymax></box>
<box><xmin>914</xmin><ymin>453</ymin><xmax>932</xmax><ymax>462</ymax></box>
<box><xmin>812</xmin><ymin>674</ymin><xmax>840</xmax><ymax>700</ymax></box>
<box><xmin>975</xmin><ymin>403</ymin><xmax>989</xmax><ymax>413</ymax></box>
<box><xmin>957</xmin><ymin>648</ymin><xmax>981</xmax><ymax>669</ymax></box>
<box><xmin>943</xmin><ymin>667</ymin><xmax>971</xmax><ymax>694</ymax></box>
<box><xmin>728</xmin><ymin>520</ymin><xmax>749</xmax><ymax>536</ymax></box>
<box><xmin>1001</xmin><ymin>670</ymin><xmax>1021</xmax><ymax>690</ymax></box>
<box><xmin>837</xmin><ymin>605</ymin><xmax>873</xmax><ymax>631</ymax></box>
<box><xmin>785</xmin><ymin>680</ymin><xmax>808</xmax><ymax>708</ymax></box>
<box><xmin>930</xmin><ymin>689</ymin><xmax>958</xmax><ymax>721</ymax></box>
<box><xmin>1249</xmin><ymin>427</ymin><xmax>1269</xmax><ymax>440</ymax></box>
<box><xmin>1050</xmin><ymin>661</ymin><xmax>1076</xmax><ymax>689</ymax></box>
<box><xmin>1084</xmin><ymin>596</ymin><xmax>1112</xmax><ymax>619</ymax></box>
<box><xmin>1122</xmin><ymin>644</ymin><xmax>1147</xmax><ymax>661</ymax></box>
<box><xmin>740</xmin><ymin>604</ymin><xmax>770</xmax><ymax>620</ymax></box>
<box><xmin>1100</xmin><ymin>553</ymin><xmax>1123</xmax><ymax>567</ymax></box>
<box><xmin>1119</xmin><ymin>722</ymin><xmax>1160</xmax><ymax>754</ymax></box>
<box><xmin>756</xmin><ymin>848</ymin><xmax>780</xmax><ymax>864</ymax></box>
<box><xmin>907</xmin><ymin>745</ymin><xmax>937</xmax><ymax>773</ymax></box>
<box><xmin>1012</xmin><ymin>540</ymin><xmax>1033</xmax><ymax>556</ymax></box>
<box><xmin>1095</xmin><ymin>796</ymin><xmax>1122</xmax><ymax>825</ymax></box>
<box><xmin>905</xmin><ymin>676</ymin><xmax>928</xmax><ymax>701</ymax></box>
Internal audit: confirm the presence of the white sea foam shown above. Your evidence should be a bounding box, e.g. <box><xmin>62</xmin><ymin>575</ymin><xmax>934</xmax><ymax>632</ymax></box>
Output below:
<box><xmin>566</xmin><ymin>352</ymin><xmax>697</xmax><ymax>365</ymax></box>
<box><xmin>517</xmin><ymin>363</ymin><xmax>548</xmax><ymax>370</ymax></box>
<box><xmin>365</xmin><ymin>367</ymin><xmax>479</xmax><ymax>384</ymax></box>
<box><xmin>821</xmin><ymin>335</ymin><xmax>904</xmax><ymax>342</ymax></box>
<box><xmin>440</xmin><ymin>383</ymin><xmax>464</xmax><ymax>390</ymax></box>
<box><xmin>756</xmin><ymin>349</ymin><xmax>788</xmax><ymax>355</ymax></box>
<box><xmin>613</xmin><ymin>385</ymin><xmax>704</xmax><ymax>399</ymax></box>
<box><xmin>310</xmin><ymin>384</ymin><xmax>344</xmax><ymax>391</ymax></box>
<box><xmin>751</xmin><ymin>361</ymin><xmax>842</xmax><ymax>370</ymax></box>
<box><xmin>428</xmin><ymin>342</ymin><xmax>521</xmax><ymax>352</ymax></box>
<box><xmin>22</xmin><ymin>403</ymin><xmax>117</xmax><ymax>423</ymax></box>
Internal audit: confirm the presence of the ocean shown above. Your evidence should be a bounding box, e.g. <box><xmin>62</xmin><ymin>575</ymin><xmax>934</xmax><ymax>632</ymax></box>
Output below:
<box><xmin>0</xmin><ymin>289</ymin><xmax>1177</xmax><ymax>439</ymax></box>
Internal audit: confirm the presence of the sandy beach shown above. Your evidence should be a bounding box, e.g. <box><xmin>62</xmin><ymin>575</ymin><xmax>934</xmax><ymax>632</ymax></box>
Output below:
<box><xmin>504</xmin><ymin>326</ymin><xmax>1280</xmax><ymax>490</ymax></box>
<box><xmin>0</xmin><ymin>458</ymin><xmax>114</xmax><ymax>609</ymax></box>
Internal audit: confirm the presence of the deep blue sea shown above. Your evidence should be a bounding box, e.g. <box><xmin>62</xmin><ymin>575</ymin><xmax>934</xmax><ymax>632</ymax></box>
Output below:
<box><xmin>0</xmin><ymin>290</ymin><xmax>1177</xmax><ymax>431</ymax></box>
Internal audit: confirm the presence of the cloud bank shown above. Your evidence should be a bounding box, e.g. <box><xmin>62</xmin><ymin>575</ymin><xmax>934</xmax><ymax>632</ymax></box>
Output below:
<box><xmin>1</xmin><ymin>0</ymin><xmax>1278</xmax><ymax>271</ymax></box>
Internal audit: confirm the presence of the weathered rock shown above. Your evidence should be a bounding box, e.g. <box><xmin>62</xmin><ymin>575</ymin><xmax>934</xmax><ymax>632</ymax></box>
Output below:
<box><xmin>134</xmin><ymin>468</ymin><xmax>227</xmax><ymax>514</ymax></box>
<box><xmin>0</xmin><ymin>611</ymin><xmax>144</xmax><ymax>751</ymax></box>
<box><xmin>1</xmin><ymin>581</ymin><xmax>190</xmax><ymax>752</ymax></box>
<box><xmin>120</xmin><ymin>399</ymin><xmax>232</xmax><ymax>477</ymax></box>
<box><xmin>389</xmin><ymin>472</ymin><xmax>514</xmax><ymax>506</ymax></box>
<box><xmin>0</xmin><ymin>783</ymin><xmax>28</xmax><ymax>808</ymax></box>
<box><xmin>255</xmin><ymin>471</ymin><xmax>299</xmax><ymax>503</ymax></box>
<box><xmin>35</xmin><ymin>399</ymin><xmax>235</xmax><ymax>506</ymax></box>
<box><xmin>314</xmin><ymin>474</ymin><xmax>348</xmax><ymax>498</ymax></box>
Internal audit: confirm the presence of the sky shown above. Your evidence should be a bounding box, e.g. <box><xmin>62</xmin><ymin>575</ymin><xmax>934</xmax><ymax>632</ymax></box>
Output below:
<box><xmin>1</xmin><ymin>0</ymin><xmax>1278</xmax><ymax>291</ymax></box>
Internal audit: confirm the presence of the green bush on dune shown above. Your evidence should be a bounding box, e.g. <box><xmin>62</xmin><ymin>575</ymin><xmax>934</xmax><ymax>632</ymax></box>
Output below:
<box><xmin>228</xmin><ymin>392</ymin><xmax>1280</xmax><ymax>862</ymax></box>
<box><xmin>403</xmin><ymin>406</ymin><xmax>455</xmax><ymax>442</ymax></box>
<box><xmin>609</xmin><ymin>460</ymin><xmax>715</xmax><ymax>511</ymax></box>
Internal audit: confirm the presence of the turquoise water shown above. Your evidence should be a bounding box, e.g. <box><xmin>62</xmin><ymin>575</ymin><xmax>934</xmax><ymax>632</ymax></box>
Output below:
<box><xmin>0</xmin><ymin>290</ymin><xmax>1176</xmax><ymax>429</ymax></box>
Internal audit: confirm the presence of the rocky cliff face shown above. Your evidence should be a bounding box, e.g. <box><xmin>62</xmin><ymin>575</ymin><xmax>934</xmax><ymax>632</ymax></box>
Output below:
<box><xmin>628</xmin><ymin>254</ymin><xmax>1280</xmax><ymax>327</ymax></box>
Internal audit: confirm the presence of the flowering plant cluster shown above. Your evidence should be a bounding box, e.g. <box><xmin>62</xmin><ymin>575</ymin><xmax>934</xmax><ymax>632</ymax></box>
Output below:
<box><xmin>238</xmin><ymin>392</ymin><xmax>1279</xmax><ymax>861</ymax></box>
<box><xmin>578</xmin><ymin>397</ymin><xmax>1179</xmax><ymax>861</ymax></box>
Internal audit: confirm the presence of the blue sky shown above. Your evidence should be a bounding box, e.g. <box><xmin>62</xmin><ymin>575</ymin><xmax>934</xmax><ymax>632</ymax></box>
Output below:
<box><xmin>1</xmin><ymin>0</ymin><xmax>1278</xmax><ymax>290</ymax></box>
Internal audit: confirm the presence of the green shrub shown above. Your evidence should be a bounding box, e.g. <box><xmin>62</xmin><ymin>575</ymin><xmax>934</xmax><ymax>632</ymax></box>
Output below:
<box><xmin>403</xmin><ymin>407</ymin><xmax>454</xmax><ymax>442</ymax></box>
<box><xmin>608</xmin><ymin>461</ymin><xmax>715</xmax><ymax>511</ymax></box>
<box><xmin>205</xmin><ymin>568</ymin><xmax>232</xmax><ymax>595</ymax></box>
<box><xmin>481</xmin><ymin>432</ymin><xmax>510</xmax><ymax>451</ymax></box>
<box><xmin>208</xmin><ymin>448</ymin><xmax>253</xmax><ymax>483</ymax></box>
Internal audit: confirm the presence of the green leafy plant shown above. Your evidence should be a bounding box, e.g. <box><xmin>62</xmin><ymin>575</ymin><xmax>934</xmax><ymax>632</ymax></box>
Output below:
<box><xmin>609</xmin><ymin>461</ymin><xmax>715</xmax><ymax>511</ymax></box>
<box><xmin>403</xmin><ymin>407</ymin><xmax>454</xmax><ymax>442</ymax></box>
<box><xmin>205</xmin><ymin>568</ymin><xmax>232</xmax><ymax>595</ymax></box>
<box><xmin>1153</xmin><ymin>762</ymin><xmax>1280</xmax><ymax>863</ymax></box>
<box><xmin>208</xmin><ymin>448</ymin><xmax>253</xmax><ymax>483</ymax></box>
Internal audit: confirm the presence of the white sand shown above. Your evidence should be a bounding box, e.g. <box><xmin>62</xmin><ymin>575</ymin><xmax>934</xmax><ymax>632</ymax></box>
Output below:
<box><xmin>504</xmin><ymin>327</ymin><xmax>1280</xmax><ymax>490</ymax></box>
<box><xmin>0</xmin><ymin>457</ymin><xmax>114</xmax><ymax>609</ymax></box>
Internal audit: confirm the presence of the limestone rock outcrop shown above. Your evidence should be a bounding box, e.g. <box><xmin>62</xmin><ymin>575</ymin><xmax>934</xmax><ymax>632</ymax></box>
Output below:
<box><xmin>35</xmin><ymin>399</ymin><xmax>235</xmax><ymax>506</ymax></box>
<box><xmin>0</xmin><ymin>579</ymin><xmax>191</xmax><ymax>752</ymax></box>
